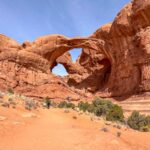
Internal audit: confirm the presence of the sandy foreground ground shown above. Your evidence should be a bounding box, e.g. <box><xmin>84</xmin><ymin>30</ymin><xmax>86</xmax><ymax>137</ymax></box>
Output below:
<box><xmin>0</xmin><ymin>107</ymin><xmax>150</xmax><ymax>150</ymax></box>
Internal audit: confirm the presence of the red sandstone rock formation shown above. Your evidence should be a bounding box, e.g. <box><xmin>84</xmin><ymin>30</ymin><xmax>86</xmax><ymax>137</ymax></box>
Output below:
<box><xmin>0</xmin><ymin>0</ymin><xmax>149</xmax><ymax>100</ymax></box>
<box><xmin>66</xmin><ymin>0</ymin><xmax>150</xmax><ymax>97</ymax></box>
<box><xmin>0</xmin><ymin>34</ymin><xmax>103</xmax><ymax>100</ymax></box>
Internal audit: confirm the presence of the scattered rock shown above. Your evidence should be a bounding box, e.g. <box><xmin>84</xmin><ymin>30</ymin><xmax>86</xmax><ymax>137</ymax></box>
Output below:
<box><xmin>101</xmin><ymin>127</ymin><xmax>108</xmax><ymax>132</ymax></box>
<box><xmin>113</xmin><ymin>124</ymin><xmax>122</xmax><ymax>129</ymax></box>
<box><xmin>117</xmin><ymin>132</ymin><xmax>121</xmax><ymax>137</ymax></box>
<box><xmin>110</xmin><ymin>140</ymin><xmax>119</xmax><ymax>145</ymax></box>
<box><xmin>64</xmin><ymin>109</ymin><xmax>70</xmax><ymax>113</ymax></box>
<box><xmin>12</xmin><ymin>121</ymin><xmax>25</xmax><ymax>125</ymax></box>
<box><xmin>21</xmin><ymin>113</ymin><xmax>37</xmax><ymax>118</ymax></box>
<box><xmin>72</xmin><ymin>116</ymin><xmax>77</xmax><ymax>119</ymax></box>
<box><xmin>0</xmin><ymin>99</ymin><xmax>3</xmax><ymax>103</ymax></box>
<box><xmin>1</xmin><ymin>102</ymin><xmax>10</xmax><ymax>108</ymax></box>
<box><xmin>0</xmin><ymin>116</ymin><xmax>7</xmax><ymax>121</ymax></box>
<box><xmin>105</xmin><ymin>122</ymin><xmax>111</xmax><ymax>126</ymax></box>
<box><xmin>78</xmin><ymin>112</ymin><xmax>83</xmax><ymax>115</ymax></box>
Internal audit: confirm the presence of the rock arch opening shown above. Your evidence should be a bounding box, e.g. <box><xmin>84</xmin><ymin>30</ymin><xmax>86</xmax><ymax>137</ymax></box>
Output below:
<box><xmin>69</xmin><ymin>48</ymin><xmax>82</xmax><ymax>62</ymax></box>
<box><xmin>52</xmin><ymin>64</ymin><xmax>68</xmax><ymax>76</ymax></box>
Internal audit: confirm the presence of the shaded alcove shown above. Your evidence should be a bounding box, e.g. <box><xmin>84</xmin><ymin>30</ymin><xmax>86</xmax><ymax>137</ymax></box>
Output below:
<box><xmin>99</xmin><ymin>58</ymin><xmax>112</xmax><ymax>85</ymax></box>
<box><xmin>67</xmin><ymin>58</ymin><xmax>112</xmax><ymax>93</ymax></box>
<box><xmin>52</xmin><ymin>64</ymin><xmax>68</xmax><ymax>76</ymax></box>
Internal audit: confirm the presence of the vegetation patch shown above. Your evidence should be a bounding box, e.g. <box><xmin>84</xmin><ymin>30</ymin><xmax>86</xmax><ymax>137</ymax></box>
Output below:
<box><xmin>106</xmin><ymin>105</ymin><xmax>124</xmax><ymax>122</ymax></box>
<box><xmin>77</xmin><ymin>97</ymin><xmax>124</xmax><ymax>123</ymax></box>
<box><xmin>58</xmin><ymin>101</ymin><xmax>75</xmax><ymax>109</ymax></box>
<box><xmin>127</xmin><ymin>111</ymin><xmax>150</xmax><ymax>132</ymax></box>
<box><xmin>0</xmin><ymin>90</ymin><xmax>149</xmax><ymax>132</ymax></box>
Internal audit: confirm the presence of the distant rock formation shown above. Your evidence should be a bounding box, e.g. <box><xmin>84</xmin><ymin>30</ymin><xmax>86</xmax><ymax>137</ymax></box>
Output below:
<box><xmin>0</xmin><ymin>0</ymin><xmax>149</xmax><ymax>100</ymax></box>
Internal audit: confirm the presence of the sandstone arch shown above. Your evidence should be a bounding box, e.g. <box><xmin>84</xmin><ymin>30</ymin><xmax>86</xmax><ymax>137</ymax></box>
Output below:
<box><xmin>24</xmin><ymin>35</ymin><xmax>110</xmax><ymax>71</ymax></box>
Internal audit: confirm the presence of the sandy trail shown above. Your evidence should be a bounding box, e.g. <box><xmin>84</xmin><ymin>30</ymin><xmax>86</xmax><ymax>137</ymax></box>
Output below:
<box><xmin>0</xmin><ymin>108</ymin><xmax>150</xmax><ymax>150</ymax></box>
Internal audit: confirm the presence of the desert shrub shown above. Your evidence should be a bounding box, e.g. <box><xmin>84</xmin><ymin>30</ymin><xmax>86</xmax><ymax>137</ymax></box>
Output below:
<box><xmin>77</xmin><ymin>98</ymin><xmax>115</xmax><ymax>116</ymax></box>
<box><xmin>25</xmin><ymin>99</ymin><xmax>37</xmax><ymax>110</ymax></box>
<box><xmin>127</xmin><ymin>111</ymin><xmax>150</xmax><ymax>132</ymax></box>
<box><xmin>106</xmin><ymin>105</ymin><xmax>124</xmax><ymax>122</ymax></box>
<box><xmin>58</xmin><ymin>101</ymin><xmax>75</xmax><ymax>109</ymax></box>
<box><xmin>78</xmin><ymin>101</ymin><xmax>90</xmax><ymax>112</ymax></box>
<box><xmin>92</xmin><ymin>98</ymin><xmax>113</xmax><ymax>109</ymax></box>
<box><xmin>58</xmin><ymin>101</ymin><xmax>68</xmax><ymax>108</ymax></box>
<box><xmin>51</xmin><ymin>101</ymin><xmax>58</xmax><ymax>108</ymax></box>
<box><xmin>87</xmin><ymin>104</ymin><xmax>95</xmax><ymax>113</ymax></box>
<box><xmin>140</xmin><ymin>126</ymin><xmax>149</xmax><ymax>132</ymax></box>
<box><xmin>8</xmin><ymin>98</ymin><xmax>13</xmax><ymax>102</ymax></box>
<box><xmin>145</xmin><ymin>116</ymin><xmax>150</xmax><ymax>124</ymax></box>
<box><xmin>92</xmin><ymin>98</ymin><xmax>114</xmax><ymax>117</ymax></box>
<box><xmin>93</xmin><ymin>105</ymin><xmax>103</xmax><ymax>116</ymax></box>
<box><xmin>7</xmin><ymin>88</ymin><xmax>14</xmax><ymax>94</ymax></box>
<box><xmin>67</xmin><ymin>102</ymin><xmax>75</xmax><ymax>109</ymax></box>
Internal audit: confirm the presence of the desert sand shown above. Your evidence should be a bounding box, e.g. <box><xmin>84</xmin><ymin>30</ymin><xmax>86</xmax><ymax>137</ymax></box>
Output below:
<box><xmin>0</xmin><ymin>107</ymin><xmax>150</xmax><ymax>150</ymax></box>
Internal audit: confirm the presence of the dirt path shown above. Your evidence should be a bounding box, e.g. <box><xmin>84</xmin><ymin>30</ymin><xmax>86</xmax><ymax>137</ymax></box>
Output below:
<box><xmin>0</xmin><ymin>108</ymin><xmax>150</xmax><ymax>150</ymax></box>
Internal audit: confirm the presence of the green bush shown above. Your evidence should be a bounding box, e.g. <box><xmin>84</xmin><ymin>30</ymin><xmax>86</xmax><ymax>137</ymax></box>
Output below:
<box><xmin>127</xmin><ymin>111</ymin><xmax>150</xmax><ymax>132</ymax></box>
<box><xmin>92</xmin><ymin>98</ymin><xmax>114</xmax><ymax>117</ymax></box>
<box><xmin>92</xmin><ymin>98</ymin><xmax>113</xmax><ymax>109</ymax></box>
<box><xmin>94</xmin><ymin>105</ymin><xmax>104</xmax><ymax>116</ymax></box>
<box><xmin>77</xmin><ymin>98</ymin><xmax>121</xmax><ymax>119</ymax></box>
<box><xmin>106</xmin><ymin>105</ymin><xmax>124</xmax><ymax>122</ymax></box>
<box><xmin>140</xmin><ymin>126</ymin><xmax>149</xmax><ymax>132</ymax></box>
<box><xmin>7</xmin><ymin>88</ymin><xmax>14</xmax><ymax>94</ymax></box>
<box><xmin>58</xmin><ymin>101</ymin><xmax>75</xmax><ymax>109</ymax></box>
<box><xmin>58</xmin><ymin>101</ymin><xmax>68</xmax><ymax>108</ymax></box>
<box><xmin>66</xmin><ymin>102</ymin><xmax>75</xmax><ymax>109</ymax></box>
<box><xmin>87</xmin><ymin>104</ymin><xmax>95</xmax><ymax>113</ymax></box>
<box><xmin>78</xmin><ymin>101</ymin><xmax>90</xmax><ymax>112</ymax></box>
<box><xmin>51</xmin><ymin>101</ymin><xmax>58</xmax><ymax>108</ymax></box>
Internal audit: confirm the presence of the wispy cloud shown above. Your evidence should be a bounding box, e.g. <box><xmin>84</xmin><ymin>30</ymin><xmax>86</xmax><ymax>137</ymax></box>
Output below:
<box><xmin>0</xmin><ymin>0</ymin><xmax>130</xmax><ymax>75</ymax></box>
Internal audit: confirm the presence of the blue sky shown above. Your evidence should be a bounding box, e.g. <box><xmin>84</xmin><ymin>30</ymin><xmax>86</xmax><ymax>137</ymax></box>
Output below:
<box><xmin>0</xmin><ymin>0</ymin><xmax>130</xmax><ymax>76</ymax></box>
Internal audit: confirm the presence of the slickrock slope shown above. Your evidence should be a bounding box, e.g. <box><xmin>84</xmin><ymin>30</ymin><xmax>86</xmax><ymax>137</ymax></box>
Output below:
<box><xmin>0</xmin><ymin>0</ymin><xmax>150</xmax><ymax>101</ymax></box>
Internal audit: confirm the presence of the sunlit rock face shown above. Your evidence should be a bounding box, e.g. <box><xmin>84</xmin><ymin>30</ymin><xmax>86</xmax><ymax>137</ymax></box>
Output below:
<box><xmin>0</xmin><ymin>34</ymin><xmax>104</xmax><ymax>100</ymax></box>
<box><xmin>0</xmin><ymin>0</ymin><xmax>150</xmax><ymax>100</ymax></box>
<box><xmin>67</xmin><ymin>0</ymin><xmax>150</xmax><ymax>97</ymax></box>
